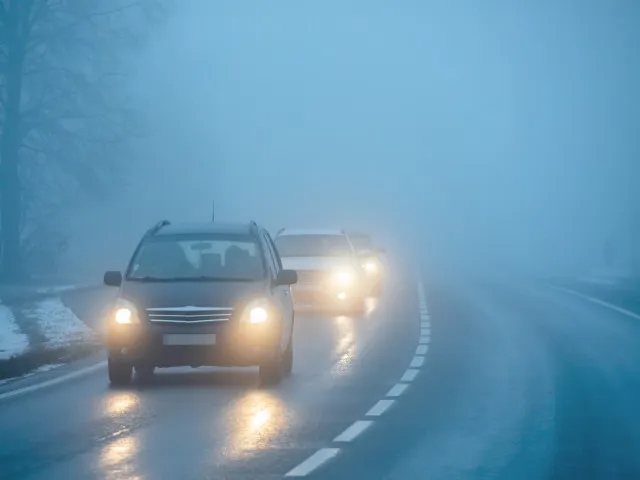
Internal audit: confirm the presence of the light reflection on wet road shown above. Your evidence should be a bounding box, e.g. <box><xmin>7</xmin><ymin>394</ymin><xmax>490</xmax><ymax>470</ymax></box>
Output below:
<box><xmin>0</xmin><ymin>277</ymin><xmax>418</xmax><ymax>479</ymax></box>
<box><xmin>4</xmin><ymin>276</ymin><xmax>640</xmax><ymax>479</ymax></box>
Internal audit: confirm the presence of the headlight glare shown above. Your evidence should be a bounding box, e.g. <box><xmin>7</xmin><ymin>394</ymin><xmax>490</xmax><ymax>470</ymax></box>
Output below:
<box><xmin>112</xmin><ymin>299</ymin><xmax>139</xmax><ymax>324</ymax></box>
<box><xmin>241</xmin><ymin>298</ymin><xmax>273</xmax><ymax>324</ymax></box>
<box><xmin>333</xmin><ymin>268</ymin><xmax>355</xmax><ymax>285</ymax></box>
<box><xmin>363</xmin><ymin>258</ymin><xmax>381</xmax><ymax>274</ymax></box>
<box><xmin>250</xmin><ymin>306</ymin><xmax>268</xmax><ymax>324</ymax></box>
<box><xmin>115</xmin><ymin>308</ymin><xmax>132</xmax><ymax>324</ymax></box>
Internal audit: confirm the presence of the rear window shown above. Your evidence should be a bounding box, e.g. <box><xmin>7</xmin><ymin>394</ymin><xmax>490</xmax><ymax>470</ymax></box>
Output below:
<box><xmin>274</xmin><ymin>234</ymin><xmax>353</xmax><ymax>257</ymax></box>
<box><xmin>127</xmin><ymin>234</ymin><xmax>265</xmax><ymax>281</ymax></box>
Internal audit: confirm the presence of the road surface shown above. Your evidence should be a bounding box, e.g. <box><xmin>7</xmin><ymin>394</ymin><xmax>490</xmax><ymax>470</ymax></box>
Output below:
<box><xmin>1</xmin><ymin>272</ymin><xmax>640</xmax><ymax>479</ymax></box>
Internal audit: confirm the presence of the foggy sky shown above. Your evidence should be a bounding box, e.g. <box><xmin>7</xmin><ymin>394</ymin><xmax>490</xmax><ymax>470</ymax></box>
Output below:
<box><xmin>65</xmin><ymin>0</ymin><xmax>640</xmax><ymax>279</ymax></box>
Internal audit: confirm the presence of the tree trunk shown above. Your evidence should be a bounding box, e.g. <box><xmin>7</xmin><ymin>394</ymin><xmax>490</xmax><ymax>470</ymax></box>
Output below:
<box><xmin>0</xmin><ymin>3</ymin><xmax>26</xmax><ymax>282</ymax></box>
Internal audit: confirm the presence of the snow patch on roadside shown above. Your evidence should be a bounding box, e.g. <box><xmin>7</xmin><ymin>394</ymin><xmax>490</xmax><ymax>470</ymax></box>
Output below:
<box><xmin>22</xmin><ymin>298</ymin><xmax>95</xmax><ymax>348</ymax></box>
<box><xmin>35</xmin><ymin>284</ymin><xmax>98</xmax><ymax>295</ymax></box>
<box><xmin>0</xmin><ymin>305</ymin><xmax>29</xmax><ymax>360</ymax></box>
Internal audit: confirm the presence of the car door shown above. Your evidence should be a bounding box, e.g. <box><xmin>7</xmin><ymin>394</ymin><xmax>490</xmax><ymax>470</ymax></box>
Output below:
<box><xmin>262</xmin><ymin>232</ymin><xmax>293</xmax><ymax>348</ymax></box>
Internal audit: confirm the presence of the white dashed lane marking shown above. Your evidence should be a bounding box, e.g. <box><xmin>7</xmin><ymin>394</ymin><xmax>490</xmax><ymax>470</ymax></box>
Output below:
<box><xmin>334</xmin><ymin>421</ymin><xmax>373</xmax><ymax>442</ymax></box>
<box><xmin>285</xmin><ymin>448</ymin><xmax>341</xmax><ymax>477</ymax></box>
<box><xmin>401</xmin><ymin>368</ymin><xmax>420</xmax><ymax>382</ymax></box>
<box><xmin>366</xmin><ymin>399</ymin><xmax>395</xmax><ymax>416</ymax></box>
<box><xmin>410</xmin><ymin>355</ymin><xmax>425</xmax><ymax>368</ymax></box>
<box><xmin>284</xmin><ymin>279</ymin><xmax>432</xmax><ymax>476</ymax></box>
<box><xmin>386</xmin><ymin>383</ymin><xmax>409</xmax><ymax>397</ymax></box>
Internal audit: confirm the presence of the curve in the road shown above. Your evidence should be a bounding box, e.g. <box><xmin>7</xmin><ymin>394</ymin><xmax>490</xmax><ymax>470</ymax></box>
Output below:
<box><xmin>284</xmin><ymin>280</ymin><xmax>430</xmax><ymax>477</ymax></box>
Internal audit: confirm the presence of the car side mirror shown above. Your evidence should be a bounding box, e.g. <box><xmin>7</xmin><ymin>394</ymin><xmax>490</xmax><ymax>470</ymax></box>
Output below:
<box><xmin>104</xmin><ymin>270</ymin><xmax>123</xmax><ymax>287</ymax></box>
<box><xmin>276</xmin><ymin>269</ymin><xmax>298</xmax><ymax>286</ymax></box>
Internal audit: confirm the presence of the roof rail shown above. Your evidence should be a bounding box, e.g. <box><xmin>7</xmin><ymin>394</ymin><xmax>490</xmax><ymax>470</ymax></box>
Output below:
<box><xmin>145</xmin><ymin>220</ymin><xmax>171</xmax><ymax>236</ymax></box>
<box><xmin>276</xmin><ymin>227</ymin><xmax>285</xmax><ymax>236</ymax></box>
<box><xmin>249</xmin><ymin>220</ymin><xmax>259</xmax><ymax>235</ymax></box>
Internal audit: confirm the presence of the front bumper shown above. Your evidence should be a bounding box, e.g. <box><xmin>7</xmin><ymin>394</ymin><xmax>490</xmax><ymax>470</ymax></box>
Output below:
<box><xmin>106</xmin><ymin>321</ymin><xmax>280</xmax><ymax>367</ymax></box>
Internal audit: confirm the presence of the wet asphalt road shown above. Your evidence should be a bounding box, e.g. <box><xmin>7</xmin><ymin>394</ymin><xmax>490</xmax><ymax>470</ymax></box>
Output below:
<box><xmin>2</xmin><ymin>273</ymin><xmax>640</xmax><ymax>479</ymax></box>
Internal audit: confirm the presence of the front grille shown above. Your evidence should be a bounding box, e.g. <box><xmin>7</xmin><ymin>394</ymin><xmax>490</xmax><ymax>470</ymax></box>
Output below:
<box><xmin>295</xmin><ymin>270</ymin><xmax>327</xmax><ymax>284</ymax></box>
<box><xmin>146</xmin><ymin>306</ymin><xmax>234</xmax><ymax>324</ymax></box>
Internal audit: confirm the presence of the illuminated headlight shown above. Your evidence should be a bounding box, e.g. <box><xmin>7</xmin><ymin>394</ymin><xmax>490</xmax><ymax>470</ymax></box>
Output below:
<box><xmin>332</xmin><ymin>268</ymin><xmax>356</xmax><ymax>286</ymax></box>
<box><xmin>112</xmin><ymin>298</ymin><xmax>139</xmax><ymax>324</ymax></box>
<box><xmin>363</xmin><ymin>258</ymin><xmax>381</xmax><ymax>275</ymax></box>
<box><xmin>241</xmin><ymin>298</ymin><xmax>273</xmax><ymax>324</ymax></box>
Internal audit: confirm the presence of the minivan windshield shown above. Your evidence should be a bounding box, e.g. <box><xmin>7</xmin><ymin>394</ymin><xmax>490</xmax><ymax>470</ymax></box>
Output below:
<box><xmin>274</xmin><ymin>234</ymin><xmax>353</xmax><ymax>257</ymax></box>
<box><xmin>127</xmin><ymin>234</ymin><xmax>265</xmax><ymax>281</ymax></box>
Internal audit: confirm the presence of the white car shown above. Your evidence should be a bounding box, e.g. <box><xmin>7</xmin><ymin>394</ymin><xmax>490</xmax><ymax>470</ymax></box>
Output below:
<box><xmin>274</xmin><ymin>228</ymin><xmax>367</xmax><ymax>312</ymax></box>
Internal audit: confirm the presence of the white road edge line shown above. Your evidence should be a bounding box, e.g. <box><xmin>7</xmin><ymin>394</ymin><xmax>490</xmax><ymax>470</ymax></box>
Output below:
<box><xmin>416</xmin><ymin>345</ymin><xmax>428</xmax><ymax>355</ymax></box>
<box><xmin>366</xmin><ymin>399</ymin><xmax>395</xmax><ymax>416</ymax></box>
<box><xmin>0</xmin><ymin>360</ymin><xmax>107</xmax><ymax>402</ymax></box>
<box><xmin>552</xmin><ymin>285</ymin><xmax>640</xmax><ymax>321</ymax></box>
<box><xmin>386</xmin><ymin>383</ymin><xmax>409</xmax><ymax>397</ymax></box>
<box><xmin>410</xmin><ymin>356</ymin><xmax>425</xmax><ymax>368</ymax></box>
<box><xmin>334</xmin><ymin>420</ymin><xmax>373</xmax><ymax>442</ymax></box>
<box><xmin>421</xmin><ymin>329</ymin><xmax>430</xmax><ymax>336</ymax></box>
<box><xmin>285</xmin><ymin>448</ymin><xmax>341</xmax><ymax>477</ymax></box>
<box><xmin>419</xmin><ymin>336</ymin><xmax>429</xmax><ymax>345</ymax></box>
<box><xmin>401</xmin><ymin>368</ymin><xmax>420</xmax><ymax>382</ymax></box>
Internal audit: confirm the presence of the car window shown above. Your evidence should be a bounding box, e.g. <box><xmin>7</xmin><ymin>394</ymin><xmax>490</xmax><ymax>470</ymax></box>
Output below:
<box><xmin>261</xmin><ymin>233</ymin><xmax>278</xmax><ymax>277</ymax></box>
<box><xmin>274</xmin><ymin>234</ymin><xmax>353</xmax><ymax>257</ymax></box>
<box><xmin>127</xmin><ymin>233</ymin><xmax>265</xmax><ymax>281</ymax></box>
<box><xmin>265</xmin><ymin>232</ymin><xmax>283</xmax><ymax>270</ymax></box>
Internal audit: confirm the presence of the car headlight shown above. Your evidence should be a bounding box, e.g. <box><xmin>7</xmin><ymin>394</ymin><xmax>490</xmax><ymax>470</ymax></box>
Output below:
<box><xmin>332</xmin><ymin>267</ymin><xmax>356</xmax><ymax>286</ymax></box>
<box><xmin>240</xmin><ymin>298</ymin><xmax>274</xmax><ymax>324</ymax></box>
<box><xmin>112</xmin><ymin>298</ymin><xmax>140</xmax><ymax>324</ymax></box>
<box><xmin>363</xmin><ymin>258</ymin><xmax>381</xmax><ymax>275</ymax></box>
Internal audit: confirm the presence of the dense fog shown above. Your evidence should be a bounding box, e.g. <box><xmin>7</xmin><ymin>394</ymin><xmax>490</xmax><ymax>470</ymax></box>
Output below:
<box><xmin>62</xmin><ymin>1</ymin><xmax>639</xmax><ymax>281</ymax></box>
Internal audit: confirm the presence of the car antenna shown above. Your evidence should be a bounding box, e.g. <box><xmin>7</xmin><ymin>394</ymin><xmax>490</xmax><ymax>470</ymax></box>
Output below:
<box><xmin>211</xmin><ymin>199</ymin><xmax>215</xmax><ymax>222</ymax></box>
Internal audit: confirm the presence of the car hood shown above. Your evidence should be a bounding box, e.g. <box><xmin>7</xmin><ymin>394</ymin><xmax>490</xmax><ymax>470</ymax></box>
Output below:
<box><xmin>119</xmin><ymin>280</ymin><xmax>269</xmax><ymax>310</ymax></box>
<box><xmin>281</xmin><ymin>256</ymin><xmax>358</xmax><ymax>272</ymax></box>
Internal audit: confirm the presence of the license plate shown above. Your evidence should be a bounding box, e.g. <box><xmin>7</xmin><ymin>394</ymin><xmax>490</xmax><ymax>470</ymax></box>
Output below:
<box><xmin>163</xmin><ymin>334</ymin><xmax>216</xmax><ymax>346</ymax></box>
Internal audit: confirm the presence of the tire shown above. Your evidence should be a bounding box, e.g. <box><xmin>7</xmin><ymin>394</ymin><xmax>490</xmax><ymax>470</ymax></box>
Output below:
<box><xmin>108</xmin><ymin>358</ymin><xmax>133</xmax><ymax>386</ymax></box>
<box><xmin>259</xmin><ymin>347</ymin><xmax>284</xmax><ymax>386</ymax></box>
<box><xmin>134</xmin><ymin>362</ymin><xmax>155</xmax><ymax>382</ymax></box>
<box><xmin>283</xmin><ymin>337</ymin><xmax>293</xmax><ymax>377</ymax></box>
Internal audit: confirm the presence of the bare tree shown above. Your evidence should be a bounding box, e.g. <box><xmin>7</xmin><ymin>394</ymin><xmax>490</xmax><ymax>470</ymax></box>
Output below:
<box><xmin>0</xmin><ymin>0</ymin><xmax>163</xmax><ymax>281</ymax></box>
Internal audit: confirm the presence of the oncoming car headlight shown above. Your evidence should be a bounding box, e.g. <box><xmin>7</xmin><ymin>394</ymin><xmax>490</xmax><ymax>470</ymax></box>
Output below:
<box><xmin>112</xmin><ymin>298</ymin><xmax>140</xmax><ymax>324</ymax></box>
<box><xmin>363</xmin><ymin>258</ymin><xmax>382</xmax><ymax>275</ymax></box>
<box><xmin>332</xmin><ymin>267</ymin><xmax>356</xmax><ymax>286</ymax></box>
<box><xmin>240</xmin><ymin>298</ymin><xmax>274</xmax><ymax>324</ymax></box>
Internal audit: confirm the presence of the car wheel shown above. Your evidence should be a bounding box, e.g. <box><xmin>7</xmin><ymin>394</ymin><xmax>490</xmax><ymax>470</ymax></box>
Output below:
<box><xmin>108</xmin><ymin>358</ymin><xmax>133</xmax><ymax>386</ymax></box>
<box><xmin>283</xmin><ymin>336</ymin><xmax>294</xmax><ymax>377</ymax></box>
<box><xmin>259</xmin><ymin>347</ymin><xmax>284</xmax><ymax>386</ymax></box>
<box><xmin>134</xmin><ymin>362</ymin><xmax>155</xmax><ymax>382</ymax></box>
